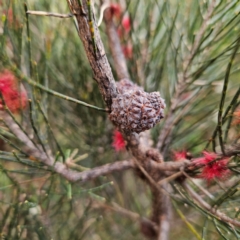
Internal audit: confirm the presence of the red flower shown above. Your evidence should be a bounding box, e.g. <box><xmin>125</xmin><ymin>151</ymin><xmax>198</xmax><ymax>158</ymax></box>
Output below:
<box><xmin>117</xmin><ymin>16</ymin><xmax>131</xmax><ymax>38</ymax></box>
<box><xmin>192</xmin><ymin>151</ymin><xmax>230</xmax><ymax>182</ymax></box>
<box><xmin>173</xmin><ymin>151</ymin><xmax>187</xmax><ymax>161</ymax></box>
<box><xmin>109</xmin><ymin>3</ymin><xmax>122</xmax><ymax>18</ymax></box>
<box><xmin>193</xmin><ymin>151</ymin><xmax>217</xmax><ymax>166</ymax></box>
<box><xmin>0</xmin><ymin>70</ymin><xmax>27</xmax><ymax>113</ymax></box>
<box><xmin>201</xmin><ymin>159</ymin><xmax>230</xmax><ymax>182</ymax></box>
<box><xmin>112</xmin><ymin>130</ymin><xmax>125</xmax><ymax>152</ymax></box>
<box><xmin>122</xmin><ymin>45</ymin><xmax>133</xmax><ymax>59</ymax></box>
<box><xmin>122</xmin><ymin>16</ymin><xmax>131</xmax><ymax>33</ymax></box>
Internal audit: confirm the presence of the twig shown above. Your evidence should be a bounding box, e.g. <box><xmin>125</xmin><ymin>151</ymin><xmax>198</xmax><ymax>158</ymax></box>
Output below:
<box><xmin>93</xmin><ymin>201</ymin><xmax>159</xmax><ymax>235</ymax></box>
<box><xmin>6</xmin><ymin>63</ymin><xmax>108</xmax><ymax>112</ymax></box>
<box><xmin>98</xmin><ymin>2</ymin><xmax>109</xmax><ymax>26</ymax></box>
<box><xmin>66</xmin><ymin>159</ymin><xmax>135</xmax><ymax>182</ymax></box>
<box><xmin>2</xmin><ymin>114</ymin><xmax>44</xmax><ymax>159</ymax></box>
<box><xmin>2</xmin><ymin>111</ymin><xmax>238</xmax><ymax>185</ymax></box>
<box><xmin>216</xmin><ymin>36</ymin><xmax>240</xmax><ymax>155</ymax></box>
<box><xmin>67</xmin><ymin>0</ymin><xmax>118</xmax><ymax>108</ymax></box>
<box><xmin>133</xmin><ymin>157</ymin><xmax>160</xmax><ymax>191</ymax></box>
<box><xmin>27</xmin><ymin>10</ymin><xmax>73</xmax><ymax>18</ymax></box>
<box><xmin>103</xmin><ymin>6</ymin><xmax>130</xmax><ymax>80</ymax></box>
<box><xmin>182</xmin><ymin>171</ymin><xmax>215</xmax><ymax>199</ymax></box>
<box><xmin>133</xmin><ymin>156</ymin><xmax>172</xmax><ymax>240</ymax></box>
<box><xmin>184</xmin><ymin>0</ymin><xmax>216</xmax><ymax>73</ymax></box>
<box><xmin>183</xmin><ymin>182</ymin><xmax>240</xmax><ymax>228</ymax></box>
<box><xmin>1</xmin><ymin>115</ymin><xmax>135</xmax><ymax>181</ymax></box>
<box><xmin>157</xmin><ymin>182</ymin><xmax>172</xmax><ymax>240</ymax></box>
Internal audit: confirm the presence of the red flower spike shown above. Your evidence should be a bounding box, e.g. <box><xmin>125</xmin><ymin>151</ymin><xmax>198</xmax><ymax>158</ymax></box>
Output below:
<box><xmin>112</xmin><ymin>130</ymin><xmax>125</xmax><ymax>152</ymax></box>
<box><xmin>173</xmin><ymin>151</ymin><xmax>187</xmax><ymax>161</ymax></box>
<box><xmin>122</xmin><ymin>16</ymin><xmax>131</xmax><ymax>33</ymax></box>
<box><xmin>201</xmin><ymin>158</ymin><xmax>230</xmax><ymax>182</ymax></box>
<box><xmin>0</xmin><ymin>70</ymin><xmax>27</xmax><ymax>113</ymax></box>
<box><xmin>192</xmin><ymin>151</ymin><xmax>231</xmax><ymax>182</ymax></box>
<box><xmin>109</xmin><ymin>3</ymin><xmax>122</xmax><ymax>18</ymax></box>
<box><xmin>192</xmin><ymin>151</ymin><xmax>217</xmax><ymax>166</ymax></box>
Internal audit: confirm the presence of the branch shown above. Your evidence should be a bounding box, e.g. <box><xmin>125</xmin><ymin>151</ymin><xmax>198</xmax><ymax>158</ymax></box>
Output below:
<box><xmin>2</xmin><ymin>114</ymin><xmax>53</xmax><ymax>164</ymax></box>
<box><xmin>1</xmin><ymin>113</ymin><xmax>192</xmax><ymax>184</ymax></box>
<box><xmin>184</xmin><ymin>0</ymin><xmax>216</xmax><ymax>72</ymax></box>
<box><xmin>93</xmin><ymin>201</ymin><xmax>159</xmax><ymax>236</ymax></box>
<box><xmin>157</xmin><ymin>183</ymin><xmax>172</xmax><ymax>240</ymax></box>
<box><xmin>27</xmin><ymin>10</ymin><xmax>73</xmax><ymax>18</ymax></box>
<box><xmin>103</xmin><ymin>7</ymin><xmax>130</xmax><ymax>80</ymax></box>
<box><xmin>67</xmin><ymin>0</ymin><xmax>118</xmax><ymax>108</ymax></box>
<box><xmin>184</xmin><ymin>182</ymin><xmax>240</xmax><ymax>228</ymax></box>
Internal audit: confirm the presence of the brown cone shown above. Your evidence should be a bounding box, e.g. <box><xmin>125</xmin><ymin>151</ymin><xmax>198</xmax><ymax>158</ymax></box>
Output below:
<box><xmin>110</xmin><ymin>79</ymin><xmax>165</xmax><ymax>133</ymax></box>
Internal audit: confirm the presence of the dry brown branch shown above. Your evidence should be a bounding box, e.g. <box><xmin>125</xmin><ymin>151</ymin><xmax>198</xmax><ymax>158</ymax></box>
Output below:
<box><xmin>4</xmin><ymin>109</ymin><xmax>238</xmax><ymax>187</ymax></box>
<box><xmin>2</xmin><ymin>113</ymin><xmax>135</xmax><ymax>181</ymax></box>
<box><xmin>1</xmin><ymin>113</ymin><xmax>193</xmax><ymax>184</ymax></box>
<box><xmin>67</xmin><ymin>0</ymin><xmax>118</xmax><ymax>108</ymax></box>
<box><xmin>65</xmin><ymin>3</ymin><xmax>188</xmax><ymax>238</ymax></box>
<box><xmin>2</xmin><ymin>113</ymin><xmax>53</xmax><ymax>164</ymax></box>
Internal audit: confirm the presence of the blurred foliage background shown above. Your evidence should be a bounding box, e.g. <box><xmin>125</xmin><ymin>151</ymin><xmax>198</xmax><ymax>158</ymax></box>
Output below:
<box><xmin>0</xmin><ymin>0</ymin><xmax>240</xmax><ymax>239</ymax></box>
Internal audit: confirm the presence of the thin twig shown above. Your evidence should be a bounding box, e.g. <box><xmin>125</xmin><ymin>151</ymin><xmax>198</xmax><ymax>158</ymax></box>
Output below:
<box><xmin>98</xmin><ymin>2</ymin><xmax>109</xmax><ymax>26</ymax></box>
<box><xmin>183</xmin><ymin>182</ymin><xmax>240</xmax><ymax>228</ymax></box>
<box><xmin>103</xmin><ymin>6</ymin><xmax>130</xmax><ymax>80</ymax></box>
<box><xmin>66</xmin><ymin>0</ymin><xmax>118</xmax><ymax>108</ymax></box>
<box><xmin>182</xmin><ymin>171</ymin><xmax>215</xmax><ymax>199</ymax></box>
<box><xmin>93</xmin><ymin>201</ymin><xmax>159</xmax><ymax>235</ymax></box>
<box><xmin>216</xmin><ymin>36</ymin><xmax>240</xmax><ymax>155</ymax></box>
<box><xmin>133</xmin><ymin>157</ymin><xmax>160</xmax><ymax>191</ymax></box>
<box><xmin>184</xmin><ymin>0</ymin><xmax>216</xmax><ymax>74</ymax></box>
<box><xmin>5</xmin><ymin>62</ymin><xmax>109</xmax><ymax>112</ymax></box>
<box><xmin>27</xmin><ymin>10</ymin><xmax>73</xmax><ymax>18</ymax></box>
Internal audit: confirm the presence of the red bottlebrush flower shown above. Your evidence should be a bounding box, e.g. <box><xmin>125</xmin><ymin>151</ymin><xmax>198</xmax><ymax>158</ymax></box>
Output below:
<box><xmin>122</xmin><ymin>16</ymin><xmax>131</xmax><ymax>33</ymax></box>
<box><xmin>192</xmin><ymin>151</ymin><xmax>217</xmax><ymax>166</ymax></box>
<box><xmin>112</xmin><ymin>130</ymin><xmax>125</xmax><ymax>152</ymax></box>
<box><xmin>109</xmin><ymin>3</ymin><xmax>122</xmax><ymax>18</ymax></box>
<box><xmin>173</xmin><ymin>150</ymin><xmax>187</xmax><ymax>161</ymax></box>
<box><xmin>117</xmin><ymin>16</ymin><xmax>131</xmax><ymax>39</ymax></box>
<box><xmin>0</xmin><ymin>70</ymin><xmax>27</xmax><ymax>113</ymax></box>
<box><xmin>192</xmin><ymin>151</ymin><xmax>230</xmax><ymax>182</ymax></box>
<box><xmin>122</xmin><ymin>45</ymin><xmax>133</xmax><ymax>59</ymax></box>
<box><xmin>201</xmin><ymin>158</ymin><xmax>230</xmax><ymax>182</ymax></box>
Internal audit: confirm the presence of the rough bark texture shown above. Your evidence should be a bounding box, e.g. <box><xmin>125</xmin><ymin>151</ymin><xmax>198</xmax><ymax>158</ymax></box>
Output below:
<box><xmin>67</xmin><ymin>0</ymin><xmax>118</xmax><ymax>109</ymax></box>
